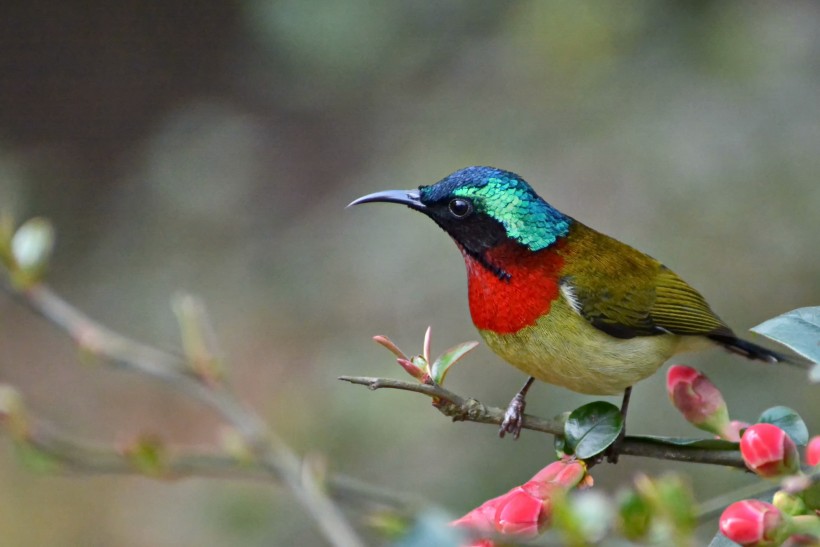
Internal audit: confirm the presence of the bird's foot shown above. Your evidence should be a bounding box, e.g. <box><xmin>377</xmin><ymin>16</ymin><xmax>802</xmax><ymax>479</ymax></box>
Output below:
<box><xmin>499</xmin><ymin>393</ymin><xmax>526</xmax><ymax>439</ymax></box>
<box><xmin>604</xmin><ymin>426</ymin><xmax>626</xmax><ymax>464</ymax></box>
<box><xmin>605</xmin><ymin>385</ymin><xmax>632</xmax><ymax>464</ymax></box>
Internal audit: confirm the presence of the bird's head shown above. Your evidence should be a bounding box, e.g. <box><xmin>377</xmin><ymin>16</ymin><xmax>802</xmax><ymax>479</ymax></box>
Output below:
<box><xmin>349</xmin><ymin>166</ymin><xmax>571</xmax><ymax>264</ymax></box>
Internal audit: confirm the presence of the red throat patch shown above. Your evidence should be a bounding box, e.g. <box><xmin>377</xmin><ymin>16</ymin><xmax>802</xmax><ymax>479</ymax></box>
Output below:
<box><xmin>462</xmin><ymin>241</ymin><xmax>565</xmax><ymax>334</ymax></box>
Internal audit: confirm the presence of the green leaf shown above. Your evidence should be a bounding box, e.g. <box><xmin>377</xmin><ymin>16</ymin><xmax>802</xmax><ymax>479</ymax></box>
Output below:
<box><xmin>429</xmin><ymin>341</ymin><xmax>478</xmax><ymax>385</ymax></box>
<box><xmin>124</xmin><ymin>435</ymin><xmax>167</xmax><ymax>477</ymax></box>
<box><xmin>564</xmin><ymin>401</ymin><xmax>623</xmax><ymax>459</ymax></box>
<box><xmin>751</xmin><ymin>307</ymin><xmax>820</xmax><ymax>366</ymax></box>
<box><xmin>617</xmin><ymin>489</ymin><xmax>652</xmax><ymax>541</ymax></box>
<box><xmin>757</xmin><ymin>406</ymin><xmax>809</xmax><ymax>446</ymax></box>
<box><xmin>628</xmin><ymin>435</ymin><xmax>738</xmax><ymax>450</ymax></box>
<box><xmin>10</xmin><ymin>217</ymin><xmax>55</xmax><ymax>285</ymax></box>
<box><xmin>14</xmin><ymin>442</ymin><xmax>61</xmax><ymax>474</ymax></box>
<box><xmin>395</xmin><ymin>510</ymin><xmax>464</xmax><ymax>547</ymax></box>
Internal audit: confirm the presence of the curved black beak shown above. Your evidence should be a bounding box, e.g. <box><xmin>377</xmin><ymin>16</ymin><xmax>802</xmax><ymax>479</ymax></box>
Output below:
<box><xmin>347</xmin><ymin>189</ymin><xmax>425</xmax><ymax>211</ymax></box>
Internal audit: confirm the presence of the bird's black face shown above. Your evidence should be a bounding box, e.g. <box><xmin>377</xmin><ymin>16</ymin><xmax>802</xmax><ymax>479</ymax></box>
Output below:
<box><xmin>348</xmin><ymin>186</ymin><xmax>508</xmax><ymax>260</ymax></box>
<box><xmin>349</xmin><ymin>166</ymin><xmax>571</xmax><ymax>279</ymax></box>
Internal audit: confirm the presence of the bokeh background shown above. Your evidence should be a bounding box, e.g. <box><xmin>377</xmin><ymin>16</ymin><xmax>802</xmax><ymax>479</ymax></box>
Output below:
<box><xmin>0</xmin><ymin>1</ymin><xmax>818</xmax><ymax>545</ymax></box>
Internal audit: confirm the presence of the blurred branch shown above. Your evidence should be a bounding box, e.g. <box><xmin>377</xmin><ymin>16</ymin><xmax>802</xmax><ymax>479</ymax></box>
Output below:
<box><xmin>2</xmin><ymin>414</ymin><xmax>423</xmax><ymax>512</ymax></box>
<box><xmin>2</xmin><ymin>282</ymin><xmax>374</xmax><ymax>547</ymax></box>
<box><xmin>339</xmin><ymin>375</ymin><xmax>748</xmax><ymax>469</ymax></box>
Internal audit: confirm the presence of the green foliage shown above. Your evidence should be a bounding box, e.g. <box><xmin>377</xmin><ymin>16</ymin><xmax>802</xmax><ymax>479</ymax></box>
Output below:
<box><xmin>757</xmin><ymin>406</ymin><xmax>809</xmax><ymax>446</ymax></box>
<box><xmin>563</xmin><ymin>401</ymin><xmax>623</xmax><ymax>459</ymax></box>
<box><xmin>13</xmin><ymin>442</ymin><xmax>61</xmax><ymax>474</ymax></box>
<box><xmin>751</xmin><ymin>307</ymin><xmax>820</xmax><ymax>380</ymax></box>
<box><xmin>629</xmin><ymin>435</ymin><xmax>739</xmax><ymax>451</ymax></box>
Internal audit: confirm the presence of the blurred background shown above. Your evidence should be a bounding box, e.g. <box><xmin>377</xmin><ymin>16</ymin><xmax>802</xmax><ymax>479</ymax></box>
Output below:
<box><xmin>0</xmin><ymin>1</ymin><xmax>818</xmax><ymax>545</ymax></box>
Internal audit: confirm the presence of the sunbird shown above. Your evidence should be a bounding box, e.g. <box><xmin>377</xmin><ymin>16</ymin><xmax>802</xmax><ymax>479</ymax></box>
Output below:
<box><xmin>350</xmin><ymin>166</ymin><xmax>796</xmax><ymax>446</ymax></box>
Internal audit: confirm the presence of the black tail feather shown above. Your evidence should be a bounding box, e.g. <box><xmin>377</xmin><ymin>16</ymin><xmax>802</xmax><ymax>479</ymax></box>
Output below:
<box><xmin>707</xmin><ymin>334</ymin><xmax>810</xmax><ymax>369</ymax></box>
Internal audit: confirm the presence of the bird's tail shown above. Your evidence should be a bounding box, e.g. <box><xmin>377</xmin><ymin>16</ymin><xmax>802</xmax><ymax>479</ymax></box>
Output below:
<box><xmin>708</xmin><ymin>334</ymin><xmax>811</xmax><ymax>370</ymax></box>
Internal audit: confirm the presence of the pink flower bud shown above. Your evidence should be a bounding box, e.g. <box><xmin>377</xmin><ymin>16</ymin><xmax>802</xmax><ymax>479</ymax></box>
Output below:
<box><xmin>666</xmin><ymin>365</ymin><xmax>731</xmax><ymax>437</ymax></box>
<box><xmin>452</xmin><ymin>458</ymin><xmax>590</xmax><ymax>541</ymax></box>
<box><xmin>740</xmin><ymin>424</ymin><xmax>800</xmax><ymax>478</ymax></box>
<box><xmin>807</xmin><ymin>436</ymin><xmax>820</xmax><ymax>467</ymax></box>
<box><xmin>529</xmin><ymin>458</ymin><xmax>588</xmax><ymax>489</ymax></box>
<box><xmin>720</xmin><ymin>500</ymin><xmax>786</xmax><ymax>546</ymax></box>
<box><xmin>492</xmin><ymin>486</ymin><xmax>548</xmax><ymax>536</ymax></box>
<box><xmin>451</xmin><ymin>486</ymin><xmax>547</xmax><ymax>538</ymax></box>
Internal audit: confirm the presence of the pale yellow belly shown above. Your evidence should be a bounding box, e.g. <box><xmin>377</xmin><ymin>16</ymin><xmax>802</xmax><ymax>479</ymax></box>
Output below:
<box><xmin>479</xmin><ymin>298</ymin><xmax>712</xmax><ymax>395</ymax></box>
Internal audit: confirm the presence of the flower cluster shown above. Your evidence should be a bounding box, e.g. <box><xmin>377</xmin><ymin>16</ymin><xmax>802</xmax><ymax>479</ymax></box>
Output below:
<box><xmin>667</xmin><ymin>365</ymin><xmax>819</xmax><ymax>545</ymax></box>
<box><xmin>451</xmin><ymin>457</ymin><xmax>590</xmax><ymax>545</ymax></box>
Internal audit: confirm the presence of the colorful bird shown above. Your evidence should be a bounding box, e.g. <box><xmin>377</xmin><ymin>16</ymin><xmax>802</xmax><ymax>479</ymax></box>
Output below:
<box><xmin>350</xmin><ymin>166</ymin><xmax>797</xmax><ymax>451</ymax></box>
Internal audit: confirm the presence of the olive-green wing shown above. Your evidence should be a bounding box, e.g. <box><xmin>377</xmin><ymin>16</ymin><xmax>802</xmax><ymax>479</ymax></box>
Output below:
<box><xmin>559</xmin><ymin>224</ymin><xmax>733</xmax><ymax>340</ymax></box>
<box><xmin>563</xmin><ymin>265</ymin><xmax>732</xmax><ymax>339</ymax></box>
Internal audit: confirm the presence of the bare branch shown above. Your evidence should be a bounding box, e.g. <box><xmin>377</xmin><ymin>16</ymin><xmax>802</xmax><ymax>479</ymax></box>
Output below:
<box><xmin>339</xmin><ymin>375</ymin><xmax>748</xmax><ymax>469</ymax></box>
<box><xmin>4</xmin><ymin>282</ymin><xmax>367</xmax><ymax>547</ymax></box>
<box><xmin>10</xmin><ymin>415</ymin><xmax>424</xmax><ymax>513</ymax></box>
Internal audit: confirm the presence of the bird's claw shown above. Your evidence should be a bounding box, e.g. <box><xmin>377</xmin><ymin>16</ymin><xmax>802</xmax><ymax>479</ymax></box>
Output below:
<box><xmin>499</xmin><ymin>393</ymin><xmax>526</xmax><ymax>439</ymax></box>
<box><xmin>604</xmin><ymin>426</ymin><xmax>626</xmax><ymax>464</ymax></box>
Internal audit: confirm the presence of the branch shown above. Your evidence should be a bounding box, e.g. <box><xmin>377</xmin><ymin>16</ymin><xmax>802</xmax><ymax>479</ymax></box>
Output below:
<box><xmin>2</xmin><ymin>414</ymin><xmax>424</xmax><ymax>513</ymax></box>
<box><xmin>339</xmin><ymin>375</ymin><xmax>748</xmax><ymax>469</ymax></box>
<box><xmin>3</xmin><ymin>282</ymin><xmax>368</xmax><ymax>547</ymax></box>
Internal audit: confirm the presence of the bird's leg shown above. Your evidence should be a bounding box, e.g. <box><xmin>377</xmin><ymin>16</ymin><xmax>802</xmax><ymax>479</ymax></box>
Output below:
<box><xmin>605</xmin><ymin>385</ymin><xmax>632</xmax><ymax>464</ymax></box>
<box><xmin>499</xmin><ymin>376</ymin><xmax>535</xmax><ymax>439</ymax></box>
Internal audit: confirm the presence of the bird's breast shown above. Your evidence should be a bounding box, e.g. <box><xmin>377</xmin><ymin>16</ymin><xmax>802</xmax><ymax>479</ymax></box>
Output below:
<box><xmin>462</xmin><ymin>242</ymin><xmax>565</xmax><ymax>334</ymax></box>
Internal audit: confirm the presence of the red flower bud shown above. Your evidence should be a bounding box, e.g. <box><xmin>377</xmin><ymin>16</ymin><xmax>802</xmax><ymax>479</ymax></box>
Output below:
<box><xmin>740</xmin><ymin>424</ymin><xmax>800</xmax><ymax>478</ymax></box>
<box><xmin>807</xmin><ymin>436</ymin><xmax>820</xmax><ymax>467</ymax></box>
<box><xmin>529</xmin><ymin>458</ymin><xmax>588</xmax><ymax>489</ymax></box>
<box><xmin>720</xmin><ymin>500</ymin><xmax>786</xmax><ymax>546</ymax></box>
<box><xmin>452</xmin><ymin>458</ymin><xmax>589</xmax><ymax>541</ymax></box>
<box><xmin>666</xmin><ymin>365</ymin><xmax>731</xmax><ymax>437</ymax></box>
<box><xmin>451</xmin><ymin>486</ymin><xmax>548</xmax><ymax>538</ymax></box>
<box><xmin>493</xmin><ymin>486</ymin><xmax>548</xmax><ymax>536</ymax></box>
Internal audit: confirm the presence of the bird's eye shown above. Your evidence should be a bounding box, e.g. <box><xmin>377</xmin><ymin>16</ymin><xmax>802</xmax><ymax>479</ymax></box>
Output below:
<box><xmin>448</xmin><ymin>198</ymin><xmax>472</xmax><ymax>218</ymax></box>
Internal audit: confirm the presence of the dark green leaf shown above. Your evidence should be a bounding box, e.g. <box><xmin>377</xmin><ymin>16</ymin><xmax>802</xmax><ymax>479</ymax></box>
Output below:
<box><xmin>564</xmin><ymin>401</ymin><xmax>623</xmax><ymax>459</ymax></box>
<box><xmin>708</xmin><ymin>531</ymin><xmax>740</xmax><ymax>547</ymax></box>
<box><xmin>757</xmin><ymin>406</ymin><xmax>809</xmax><ymax>446</ymax></box>
<box><xmin>751</xmin><ymin>307</ymin><xmax>820</xmax><ymax>367</ymax></box>
<box><xmin>628</xmin><ymin>435</ymin><xmax>738</xmax><ymax>450</ymax></box>
<box><xmin>554</xmin><ymin>435</ymin><xmax>567</xmax><ymax>457</ymax></box>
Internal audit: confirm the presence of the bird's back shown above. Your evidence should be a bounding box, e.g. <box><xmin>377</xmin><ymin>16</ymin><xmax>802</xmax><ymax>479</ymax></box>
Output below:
<box><xmin>471</xmin><ymin>221</ymin><xmax>732</xmax><ymax>394</ymax></box>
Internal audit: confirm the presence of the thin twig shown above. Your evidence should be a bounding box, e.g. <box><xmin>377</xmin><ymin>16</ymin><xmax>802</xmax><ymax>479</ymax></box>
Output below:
<box><xmin>339</xmin><ymin>375</ymin><xmax>748</xmax><ymax>469</ymax></box>
<box><xmin>4</xmin><ymin>282</ymin><xmax>367</xmax><ymax>547</ymax></box>
<box><xmin>14</xmin><ymin>416</ymin><xmax>424</xmax><ymax>512</ymax></box>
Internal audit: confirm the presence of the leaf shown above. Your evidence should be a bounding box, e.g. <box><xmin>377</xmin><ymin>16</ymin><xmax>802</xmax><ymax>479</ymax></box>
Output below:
<box><xmin>395</xmin><ymin>509</ymin><xmax>465</xmax><ymax>547</ymax></box>
<box><xmin>372</xmin><ymin>335</ymin><xmax>407</xmax><ymax>360</ymax></box>
<box><xmin>751</xmin><ymin>307</ymin><xmax>820</xmax><ymax>366</ymax></box>
<box><xmin>564</xmin><ymin>401</ymin><xmax>623</xmax><ymax>459</ymax></box>
<box><xmin>122</xmin><ymin>435</ymin><xmax>167</xmax><ymax>477</ymax></box>
<box><xmin>707</xmin><ymin>530</ymin><xmax>740</xmax><ymax>547</ymax></box>
<box><xmin>757</xmin><ymin>406</ymin><xmax>809</xmax><ymax>446</ymax></box>
<box><xmin>429</xmin><ymin>341</ymin><xmax>478</xmax><ymax>385</ymax></box>
<box><xmin>422</xmin><ymin>326</ymin><xmax>432</xmax><ymax>365</ymax></box>
<box><xmin>14</xmin><ymin>442</ymin><xmax>61</xmax><ymax>474</ymax></box>
<box><xmin>628</xmin><ymin>435</ymin><xmax>738</xmax><ymax>451</ymax></box>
